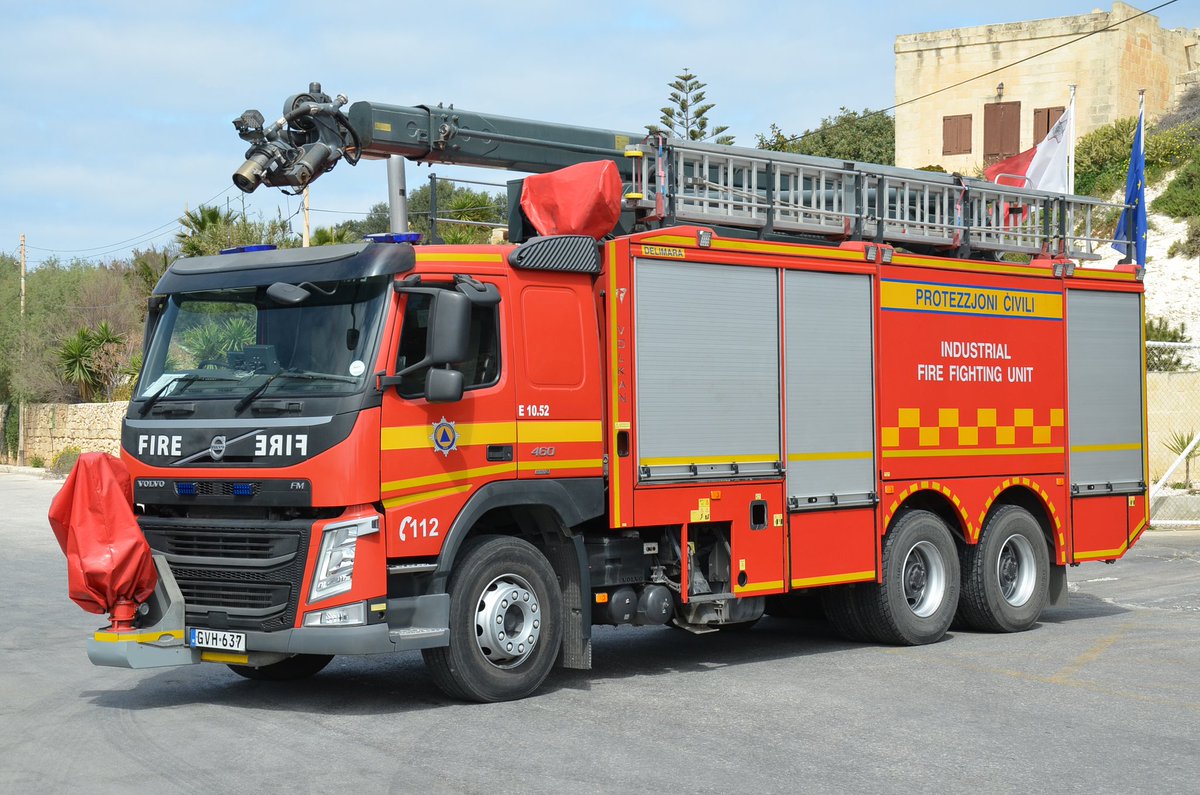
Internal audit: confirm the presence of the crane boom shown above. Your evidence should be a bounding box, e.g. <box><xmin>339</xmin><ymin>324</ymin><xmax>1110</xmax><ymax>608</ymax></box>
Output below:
<box><xmin>347</xmin><ymin>101</ymin><xmax>639</xmax><ymax>176</ymax></box>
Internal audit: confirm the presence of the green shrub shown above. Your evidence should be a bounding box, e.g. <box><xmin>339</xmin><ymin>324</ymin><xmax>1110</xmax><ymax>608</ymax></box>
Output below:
<box><xmin>1074</xmin><ymin>117</ymin><xmax>1200</xmax><ymax>198</ymax></box>
<box><xmin>1167</xmin><ymin>217</ymin><xmax>1200</xmax><ymax>258</ymax></box>
<box><xmin>29</xmin><ymin>455</ymin><xmax>45</xmax><ymax>468</ymax></box>
<box><xmin>1146</xmin><ymin>316</ymin><xmax>1191</xmax><ymax>371</ymax></box>
<box><xmin>1151</xmin><ymin>157</ymin><xmax>1200</xmax><ymax>219</ymax></box>
<box><xmin>51</xmin><ymin>446</ymin><xmax>82</xmax><ymax>477</ymax></box>
<box><xmin>1163</xmin><ymin>430</ymin><xmax>1200</xmax><ymax>485</ymax></box>
<box><xmin>1075</xmin><ymin>118</ymin><xmax>1137</xmax><ymax>197</ymax></box>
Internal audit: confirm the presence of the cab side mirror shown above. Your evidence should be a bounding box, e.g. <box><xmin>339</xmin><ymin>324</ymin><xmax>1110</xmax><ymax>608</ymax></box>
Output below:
<box><xmin>425</xmin><ymin>290</ymin><xmax>470</xmax><ymax>365</ymax></box>
<box><xmin>425</xmin><ymin>367</ymin><xmax>464</xmax><ymax>403</ymax></box>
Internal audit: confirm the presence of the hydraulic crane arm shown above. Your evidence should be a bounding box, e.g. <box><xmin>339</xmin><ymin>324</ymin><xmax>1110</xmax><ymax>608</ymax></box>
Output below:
<box><xmin>348</xmin><ymin>102</ymin><xmax>638</xmax><ymax>175</ymax></box>
<box><xmin>231</xmin><ymin>83</ymin><xmax>639</xmax><ymax>193</ymax></box>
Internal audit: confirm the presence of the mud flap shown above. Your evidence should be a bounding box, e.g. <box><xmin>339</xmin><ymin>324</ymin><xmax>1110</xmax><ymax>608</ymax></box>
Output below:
<box><xmin>1047</xmin><ymin>564</ymin><xmax>1068</xmax><ymax>608</ymax></box>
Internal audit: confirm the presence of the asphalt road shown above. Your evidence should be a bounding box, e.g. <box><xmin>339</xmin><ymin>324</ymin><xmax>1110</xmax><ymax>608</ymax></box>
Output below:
<box><xmin>2</xmin><ymin>471</ymin><xmax>1198</xmax><ymax>793</ymax></box>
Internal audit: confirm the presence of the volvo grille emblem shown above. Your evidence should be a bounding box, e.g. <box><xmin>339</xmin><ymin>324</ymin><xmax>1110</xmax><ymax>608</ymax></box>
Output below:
<box><xmin>209</xmin><ymin>435</ymin><xmax>227</xmax><ymax>460</ymax></box>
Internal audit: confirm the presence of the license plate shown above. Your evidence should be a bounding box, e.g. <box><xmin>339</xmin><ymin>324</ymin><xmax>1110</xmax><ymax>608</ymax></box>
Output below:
<box><xmin>188</xmin><ymin>628</ymin><xmax>246</xmax><ymax>652</ymax></box>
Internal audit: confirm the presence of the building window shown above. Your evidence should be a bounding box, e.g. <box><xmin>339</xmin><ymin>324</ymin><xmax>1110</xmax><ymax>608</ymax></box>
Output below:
<box><xmin>984</xmin><ymin>101</ymin><xmax>1021</xmax><ymax>163</ymax></box>
<box><xmin>942</xmin><ymin>114</ymin><xmax>972</xmax><ymax>155</ymax></box>
<box><xmin>1034</xmin><ymin>106</ymin><xmax>1066</xmax><ymax>141</ymax></box>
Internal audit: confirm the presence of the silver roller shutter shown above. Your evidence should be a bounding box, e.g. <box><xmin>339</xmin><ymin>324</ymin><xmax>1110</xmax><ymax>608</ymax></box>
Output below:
<box><xmin>784</xmin><ymin>270</ymin><xmax>876</xmax><ymax>509</ymax></box>
<box><xmin>635</xmin><ymin>260</ymin><xmax>781</xmax><ymax>481</ymax></box>
<box><xmin>1067</xmin><ymin>289</ymin><xmax>1145</xmax><ymax>493</ymax></box>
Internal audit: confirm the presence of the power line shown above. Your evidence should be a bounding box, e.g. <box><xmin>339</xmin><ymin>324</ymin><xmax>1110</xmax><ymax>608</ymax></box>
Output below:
<box><xmin>780</xmin><ymin>0</ymin><xmax>1179</xmax><ymax>145</ymax></box>
<box><xmin>24</xmin><ymin>184</ymin><xmax>238</xmax><ymax>256</ymax></box>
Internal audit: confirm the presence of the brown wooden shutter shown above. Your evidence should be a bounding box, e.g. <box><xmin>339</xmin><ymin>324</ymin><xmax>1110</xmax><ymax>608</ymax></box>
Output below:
<box><xmin>984</xmin><ymin>101</ymin><xmax>1021</xmax><ymax>163</ymax></box>
<box><xmin>942</xmin><ymin>114</ymin><xmax>972</xmax><ymax>155</ymax></box>
<box><xmin>1033</xmin><ymin>106</ymin><xmax>1065</xmax><ymax>141</ymax></box>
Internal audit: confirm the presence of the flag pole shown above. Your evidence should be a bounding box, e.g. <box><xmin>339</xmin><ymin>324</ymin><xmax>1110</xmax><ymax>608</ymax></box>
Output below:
<box><xmin>1131</xmin><ymin>88</ymin><xmax>1145</xmax><ymax>260</ymax></box>
<box><xmin>1067</xmin><ymin>85</ymin><xmax>1076</xmax><ymax>194</ymax></box>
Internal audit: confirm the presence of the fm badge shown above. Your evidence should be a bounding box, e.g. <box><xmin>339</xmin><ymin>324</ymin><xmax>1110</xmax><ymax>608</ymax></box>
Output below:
<box><xmin>431</xmin><ymin>417</ymin><xmax>458</xmax><ymax>456</ymax></box>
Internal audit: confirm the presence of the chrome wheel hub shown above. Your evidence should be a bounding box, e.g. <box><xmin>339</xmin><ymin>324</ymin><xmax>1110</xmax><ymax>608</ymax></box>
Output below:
<box><xmin>902</xmin><ymin>540</ymin><xmax>946</xmax><ymax>618</ymax></box>
<box><xmin>996</xmin><ymin>533</ymin><xmax>1037</xmax><ymax>607</ymax></box>
<box><xmin>474</xmin><ymin>574</ymin><xmax>541</xmax><ymax>669</ymax></box>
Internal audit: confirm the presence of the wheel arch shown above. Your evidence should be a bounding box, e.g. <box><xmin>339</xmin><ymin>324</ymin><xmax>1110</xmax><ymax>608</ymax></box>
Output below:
<box><xmin>979</xmin><ymin>485</ymin><xmax>1062</xmax><ymax>566</ymax></box>
<box><xmin>886</xmin><ymin>486</ymin><xmax>969</xmax><ymax>543</ymax></box>
<box><xmin>432</xmin><ymin>478</ymin><xmax>603</xmax><ymax>669</ymax></box>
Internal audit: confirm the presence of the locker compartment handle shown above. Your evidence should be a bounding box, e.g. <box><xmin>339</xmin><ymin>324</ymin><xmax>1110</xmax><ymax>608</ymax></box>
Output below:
<box><xmin>617</xmin><ymin>430</ymin><xmax>630</xmax><ymax>458</ymax></box>
<box><xmin>750</xmin><ymin>500</ymin><xmax>768</xmax><ymax>530</ymax></box>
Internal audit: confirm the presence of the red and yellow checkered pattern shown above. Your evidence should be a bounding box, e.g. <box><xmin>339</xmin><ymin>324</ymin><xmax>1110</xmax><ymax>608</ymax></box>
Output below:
<box><xmin>882</xmin><ymin>407</ymin><xmax>1064</xmax><ymax>450</ymax></box>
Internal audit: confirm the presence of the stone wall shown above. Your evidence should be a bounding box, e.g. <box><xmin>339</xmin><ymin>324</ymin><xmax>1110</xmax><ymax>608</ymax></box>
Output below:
<box><xmin>895</xmin><ymin>2</ymin><xmax>1199</xmax><ymax>170</ymax></box>
<box><xmin>9</xmin><ymin>402</ymin><xmax>129</xmax><ymax>466</ymax></box>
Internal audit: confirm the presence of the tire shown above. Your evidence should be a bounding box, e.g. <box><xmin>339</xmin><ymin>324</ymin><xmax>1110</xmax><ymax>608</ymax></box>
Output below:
<box><xmin>765</xmin><ymin>592</ymin><xmax>825</xmax><ymax>621</ymax></box>
<box><xmin>228</xmin><ymin>654</ymin><xmax>333</xmax><ymax>681</ymax></box>
<box><xmin>957</xmin><ymin>505</ymin><xmax>1049</xmax><ymax>632</ymax></box>
<box><xmin>856</xmin><ymin>510</ymin><xmax>960</xmax><ymax>645</ymax></box>
<box><xmin>423</xmin><ymin>535</ymin><xmax>563</xmax><ymax>702</ymax></box>
<box><xmin>821</xmin><ymin>585</ymin><xmax>879</xmax><ymax>642</ymax></box>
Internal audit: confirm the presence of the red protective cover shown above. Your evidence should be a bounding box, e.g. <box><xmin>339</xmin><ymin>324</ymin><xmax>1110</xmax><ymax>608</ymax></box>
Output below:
<box><xmin>48</xmin><ymin>452</ymin><xmax>157</xmax><ymax>616</ymax></box>
<box><xmin>520</xmin><ymin>160</ymin><xmax>623</xmax><ymax>240</ymax></box>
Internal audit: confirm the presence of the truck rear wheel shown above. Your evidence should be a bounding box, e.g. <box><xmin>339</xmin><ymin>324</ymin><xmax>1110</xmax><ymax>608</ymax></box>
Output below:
<box><xmin>957</xmin><ymin>505</ymin><xmax>1049</xmax><ymax>632</ymax></box>
<box><xmin>856</xmin><ymin>510</ymin><xmax>960</xmax><ymax>645</ymax></box>
<box><xmin>423</xmin><ymin>535</ymin><xmax>562</xmax><ymax>702</ymax></box>
<box><xmin>228</xmin><ymin>654</ymin><xmax>333</xmax><ymax>681</ymax></box>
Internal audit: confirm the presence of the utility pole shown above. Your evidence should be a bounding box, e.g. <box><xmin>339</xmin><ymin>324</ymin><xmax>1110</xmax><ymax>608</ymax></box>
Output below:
<box><xmin>17</xmin><ymin>234</ymin><xmax>26</xmax><ymax>467</ymax></box>
<box><xmin>302</xmin><ymin>188</ymin><xmax>311</xmax><ymax>247</ymax></box>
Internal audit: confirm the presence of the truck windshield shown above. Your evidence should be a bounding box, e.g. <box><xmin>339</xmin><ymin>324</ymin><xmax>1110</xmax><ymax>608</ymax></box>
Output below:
<box><xmin>136</xmin><ymin>276</ymin><xmax>389</xmax><ymax>402</ymax></box>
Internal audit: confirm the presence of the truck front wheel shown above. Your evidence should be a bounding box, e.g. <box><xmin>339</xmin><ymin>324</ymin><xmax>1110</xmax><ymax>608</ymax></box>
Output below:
<box><xmin>423</xmin><ymin>535</ymin><xmax>563</xmax><ymax>702</ymax></box>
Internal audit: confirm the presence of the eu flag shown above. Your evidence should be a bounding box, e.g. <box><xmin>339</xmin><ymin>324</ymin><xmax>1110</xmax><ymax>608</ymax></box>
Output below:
<box><xmin>1112</xmin><ymin>108</ymin><xmax>1147</xmax><ymax>266</ymax></box>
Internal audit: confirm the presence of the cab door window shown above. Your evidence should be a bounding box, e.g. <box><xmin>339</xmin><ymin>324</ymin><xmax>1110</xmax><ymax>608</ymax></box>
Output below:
<box><xmin>396</xmin><ymin>293</ymin><xmax>500</xmax><ymax>398</ymax></box>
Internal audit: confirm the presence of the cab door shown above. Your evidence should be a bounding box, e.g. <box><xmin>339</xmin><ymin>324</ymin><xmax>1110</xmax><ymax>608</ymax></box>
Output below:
<box><xmin>511</xmin><ymin>269</ymin><xmax>605</xmax><ymax>482</ymax></box>
<box><xmin>379</xmin><ymin>275</ymin><xmax>514</xmax><ymax>558</ymax></box>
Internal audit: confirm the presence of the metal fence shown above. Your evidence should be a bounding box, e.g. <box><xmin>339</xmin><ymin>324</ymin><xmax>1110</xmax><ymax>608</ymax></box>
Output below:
<box><xmin>1147</xmin><ymin>341</ymin><xmax>1200</xmax><ymax>528</ymax></box>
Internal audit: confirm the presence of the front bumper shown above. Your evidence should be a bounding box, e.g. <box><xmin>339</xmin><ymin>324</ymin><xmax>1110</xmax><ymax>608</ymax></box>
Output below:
<box><xmin>88</xmin><ymin>556</ymin><xmax>449</xmax><ymax>670</ymax></box>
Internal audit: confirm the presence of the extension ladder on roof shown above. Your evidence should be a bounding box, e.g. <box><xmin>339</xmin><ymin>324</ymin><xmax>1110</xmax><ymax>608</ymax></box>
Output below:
<box><xmin>625</xmin><ymin>137</ymin><xmax>1125</xmax><ymax>261</ymax></box>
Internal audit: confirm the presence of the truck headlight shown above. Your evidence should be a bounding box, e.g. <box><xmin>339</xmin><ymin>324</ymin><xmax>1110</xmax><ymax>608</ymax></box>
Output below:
<box><xmin>310</xmin><ymin>516</ymin><xmax>379</xmax><ymax>602</ymax></box>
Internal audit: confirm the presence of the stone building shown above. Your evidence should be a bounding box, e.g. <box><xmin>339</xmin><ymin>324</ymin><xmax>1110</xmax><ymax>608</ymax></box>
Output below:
<box><xmin>894</xmin><ymin>2</ymin><xmax>1198</xmax><ymax>172</ymax></box>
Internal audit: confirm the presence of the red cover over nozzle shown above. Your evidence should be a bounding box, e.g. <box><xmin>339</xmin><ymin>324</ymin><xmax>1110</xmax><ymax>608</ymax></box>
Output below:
<box><xmin>48</xmin><ymin>452</ymin><xmax>157</xmax><ymax>627</ymax></box>
<box><xmin>520</xmin><ymin>160</ymin><xmax>623</xmax><ymax>240</ymax></box>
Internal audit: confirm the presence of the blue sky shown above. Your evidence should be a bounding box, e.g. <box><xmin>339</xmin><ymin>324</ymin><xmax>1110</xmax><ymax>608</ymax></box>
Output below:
<box><xmin>1</xmin><ymin>1</ymin><xmax>1193</xmax><ymax>266</ymax></box>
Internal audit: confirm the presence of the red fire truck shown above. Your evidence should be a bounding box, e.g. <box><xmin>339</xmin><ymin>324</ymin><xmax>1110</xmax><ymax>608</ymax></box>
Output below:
<box><xmin>77</xmin><ymin>85</ymin><xmax>1146</xmax><ymax>702</ymax></box>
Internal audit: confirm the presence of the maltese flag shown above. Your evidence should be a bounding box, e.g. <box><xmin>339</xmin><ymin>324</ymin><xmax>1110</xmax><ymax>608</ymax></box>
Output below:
<box><xmin>985</xmin><ymin>100</ymin><xmax>1074</xmax><ymax>193</ymax></box>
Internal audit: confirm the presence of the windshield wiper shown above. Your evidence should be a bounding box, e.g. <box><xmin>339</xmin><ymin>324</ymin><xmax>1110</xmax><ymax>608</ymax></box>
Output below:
<box><xmin>137</xmin><ymin>373</ymin><xmax>241</xmax><ymax>416</ymax></box>
<box><xmin>233</xmin><ymin>370</ymin><xmax>357</xmax><ymax>413</ymax></box>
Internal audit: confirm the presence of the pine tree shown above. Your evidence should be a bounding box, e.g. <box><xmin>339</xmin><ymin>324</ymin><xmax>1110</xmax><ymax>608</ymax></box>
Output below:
<box><xmin>649</xmin><ymin>69</ymin><xmax>734</xmax><ymax>145</ymax></box>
